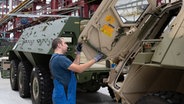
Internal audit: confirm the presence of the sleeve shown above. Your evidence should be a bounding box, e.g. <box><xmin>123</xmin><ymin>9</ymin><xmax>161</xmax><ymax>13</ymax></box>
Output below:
<box><xmin>58</xmin><ymin>56</ymin><xmax>72</xmax><ymax>70</ymax></box>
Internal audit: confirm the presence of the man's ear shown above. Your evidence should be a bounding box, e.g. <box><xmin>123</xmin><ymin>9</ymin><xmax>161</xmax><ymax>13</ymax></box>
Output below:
<box><xmin>57</xmin><ymin>43</ymin><xmax>62</xmax><ymax>48</ymax></box>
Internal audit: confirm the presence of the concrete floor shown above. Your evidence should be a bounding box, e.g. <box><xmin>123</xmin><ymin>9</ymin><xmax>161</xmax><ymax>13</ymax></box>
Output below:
<box><xmin>0</xmin><ymin>71</ymin><xmax>119</xmax><ymax>104</ymax></box>
<box><xmin>0</xmin><ymin>76</ymin><xmax>32</xmax><ymax>104</ymax></box>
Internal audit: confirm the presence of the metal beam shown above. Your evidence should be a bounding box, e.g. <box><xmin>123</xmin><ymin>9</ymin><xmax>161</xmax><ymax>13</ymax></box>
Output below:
<box><xmin>0</xmin><ymin>0</ymin><xmax>34</xmax><ymax>25</ymax></box>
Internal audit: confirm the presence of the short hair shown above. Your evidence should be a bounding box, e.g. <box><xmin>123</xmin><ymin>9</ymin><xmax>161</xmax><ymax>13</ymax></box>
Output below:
<box><xmin>52</xmin><ymin>37</ymin><xmax>62</xmax><ymax>50</ymax></box>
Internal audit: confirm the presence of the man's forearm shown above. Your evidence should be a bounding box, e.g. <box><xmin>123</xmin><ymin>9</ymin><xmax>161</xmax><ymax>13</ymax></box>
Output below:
<box><xmin>73</xmin><ymin>54</ymin><xmax>80</xmax><ymax>64</ymax></box>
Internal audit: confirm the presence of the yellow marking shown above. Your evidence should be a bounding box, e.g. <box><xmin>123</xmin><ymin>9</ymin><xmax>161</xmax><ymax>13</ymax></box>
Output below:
<box><xmin>100</xmin><ymin>24</ymin><xmax>114</xmax><ymax>37</ymax></box>
<box><xmin>105</xmin><ymin>15</ymin><xmax>115</xmax><ymax>24</ymax></box>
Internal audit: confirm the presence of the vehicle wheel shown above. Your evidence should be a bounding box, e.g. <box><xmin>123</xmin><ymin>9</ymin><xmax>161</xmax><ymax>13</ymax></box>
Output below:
<box><xmin>85</xmin><ymin>81</ymin><xmax>101</xmax><ymax>92</ymax></box>
<box><xmin>86</xmin><ymin>84</ymin><xmax>100</xmax><ymax>92</ymax></box>
<box><xmin>18</xmin><ymin>61</ymin><xmax>32</xmax><ymax>98</ymax></box>
<box><xmin>136</xmin><ymin>91</ymin><xmax>184</xmax><ymax>104</ymax></box>
<box><xmin>77</xmin><ymin>81</ymin><xmax>100</xmax><ymax>92</ymax></box>
<box><xmin>10</xmin><ymin>60</ymin><xmax>19</xmax><ymax>90</ymax></box>
<box><xmin>30</xmin><ymin>67</ymin><xmax>53</xmax><ymax>104</ymax></box>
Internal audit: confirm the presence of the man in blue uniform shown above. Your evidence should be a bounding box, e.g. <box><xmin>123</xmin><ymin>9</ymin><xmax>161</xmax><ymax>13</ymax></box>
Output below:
<box><xmin>50</xmin><ymin>37</ymin><xmax>103</xmax><ymax>104</ymax></box>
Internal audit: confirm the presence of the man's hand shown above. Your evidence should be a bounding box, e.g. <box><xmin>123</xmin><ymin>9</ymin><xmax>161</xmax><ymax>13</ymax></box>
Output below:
<box><xmin>75</xmin><ymin>43</ymin><xmax>82</xmax><ymax>54</ymax></box>
<box><xmin>94</xmin><ymin>53</ymin><xmax>104</xmax><ymax>62</ymax></box>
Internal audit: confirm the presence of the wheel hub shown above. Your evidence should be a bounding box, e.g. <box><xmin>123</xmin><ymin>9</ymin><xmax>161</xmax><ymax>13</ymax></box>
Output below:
<box><xmin>33</xmin><ymin>77</ymin><xmax>39</xmax><ymax>99</ymax></box>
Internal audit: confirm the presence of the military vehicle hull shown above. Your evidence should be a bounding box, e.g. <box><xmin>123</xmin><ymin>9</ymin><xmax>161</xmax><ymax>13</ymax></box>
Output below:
<box><xmin>79</xmin><ymin>0</ymin><xmax>184</xmax><ymax>103</ymax></box>
<box><xmin>9</xmin><ymin>17</ymin><xmax>110</xmax><ymax>104</ymax></box>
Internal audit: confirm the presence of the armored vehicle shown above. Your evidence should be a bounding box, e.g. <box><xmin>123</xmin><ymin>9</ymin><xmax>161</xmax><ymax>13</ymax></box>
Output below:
<box><xmin>0</xmin><ymin>38</ymin><xmax>14</xmax><ymax>57</ymax></box>
<box><xmin>0</xmin><ymin>39</ymin><xmax>14</xmax><ymax>69</ymax></box>
<box><xmin>9</xmin><ymin>16</ymin><xmax>110</xmax><ymax>104</ymax></box>
<box><xmin>79</xmin><ymin>0</ymin><xmax>184</xmax><ymax>103</ymax></box>
<box><xmin>0</xmin><ymin>39</ymin><xmax>13</xmax><ymax>78</ymax></box>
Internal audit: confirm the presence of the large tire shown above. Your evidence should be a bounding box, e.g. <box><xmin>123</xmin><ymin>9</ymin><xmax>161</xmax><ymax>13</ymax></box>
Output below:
<box><xmin>18</xmin><ymin>61</ymin><xmax>32</xmax><ymax>98</ymax></box>
<box><xmin>136</xmin><ymin>91</ymin><xmax>184</xmax><ymax>104</ymax></box>
<box><xmin>30</xmin><ymin>67</ymin><xmax>53</xmax><ymax>104</ymax></box>
<box><xmin>78</xmin><ymin>81</ymin><xmax>101</xmax><ymax>92</ymax></box>
<box><xmin>10</xmin><ymin>60</ymin><xmax>19</xmax><ymax>90</ymax></box>
<box><xmin>86</xmin><ymin>84</ymin><xmax>100</xmax><ymax>92</ymax></box>
<box><xmin>86</xmin><ymin>80</ymin><xmax>100</xmax><ymax>92</ymax></box>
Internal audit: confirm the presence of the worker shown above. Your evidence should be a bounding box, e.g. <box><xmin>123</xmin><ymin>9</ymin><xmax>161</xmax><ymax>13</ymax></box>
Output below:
<box><xmin>49</xmin><ymin>37</ymin><xmax>104</xmax><ymax>104</ymax></box>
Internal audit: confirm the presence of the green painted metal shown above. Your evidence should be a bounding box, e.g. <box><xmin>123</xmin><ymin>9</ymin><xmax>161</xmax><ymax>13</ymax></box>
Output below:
<box><xmin>12</xmin><ymin>17</ymin><xmax>81</xmax><ymax>66</ymax></box>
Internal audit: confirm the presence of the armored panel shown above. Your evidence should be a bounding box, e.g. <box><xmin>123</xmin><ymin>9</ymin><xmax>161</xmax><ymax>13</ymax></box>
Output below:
<box><xmin>78</xmin><ymin>0</ymin><xmax>150</xmax><ymax>61</ymax></box>
<box><xmin>12</xmin><ymin>17</ymin><xmax>69</xmax><ymax>54</ymax></box>
<box><xmin>161</xmin><ymin>18</ymin><xmax>184</xmax><ymax>67</ymax></box>
<box><xmin>151</xmin><ymin>7</ymin><xmax>184</xmax><ymax>64</ymax></box>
